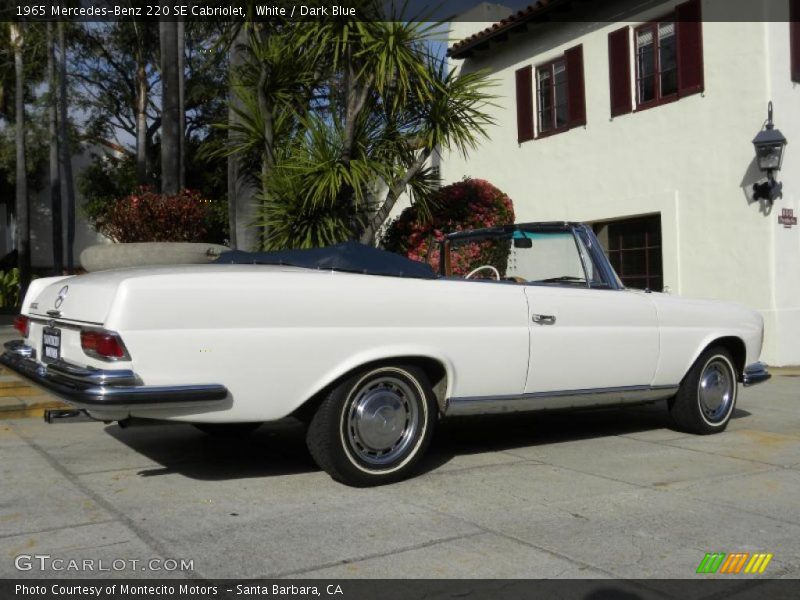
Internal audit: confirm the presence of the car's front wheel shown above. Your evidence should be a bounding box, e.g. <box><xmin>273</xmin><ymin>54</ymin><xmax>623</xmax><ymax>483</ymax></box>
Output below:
<box><xmin>306</xmin><ymin>364</ymin><xmax>436</xmax><ymax>486</ymax></box>
<box><xmin>669</xmin><ymin>346</ymin><xmax>738</xmax><ymax>434</ymax></box>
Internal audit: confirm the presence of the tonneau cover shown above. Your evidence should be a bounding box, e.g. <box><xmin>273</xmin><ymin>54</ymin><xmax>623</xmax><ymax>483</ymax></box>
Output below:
<box><xmin>215</xmin><ymin>241</ymin><xmax>437</xmax><ymax>280</ymax></box>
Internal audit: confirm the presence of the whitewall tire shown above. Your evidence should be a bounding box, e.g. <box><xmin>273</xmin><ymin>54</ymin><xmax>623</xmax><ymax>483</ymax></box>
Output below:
<box><xmin>669</xmin><ymin>347</ymin><xmax>738</xmax><ymax>434</ymax></box>
<box><xmin>306</xmin><ymin>364</ymin><xmax>436</xmax><ymax>486</ymax></box>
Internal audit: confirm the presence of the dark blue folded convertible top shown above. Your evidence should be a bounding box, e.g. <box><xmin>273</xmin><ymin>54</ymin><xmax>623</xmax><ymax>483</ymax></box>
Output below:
<box><xmin>215</xmin><ymin>241</ymin><xmax>437</xmax><ymax>279</ymax></box>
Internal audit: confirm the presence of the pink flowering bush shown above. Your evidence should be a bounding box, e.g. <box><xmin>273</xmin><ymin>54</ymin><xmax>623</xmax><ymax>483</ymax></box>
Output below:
<box><xmin>383</xmin><ymin>178</ymin><xmax>515</xmax><ymax>275</ymax></box>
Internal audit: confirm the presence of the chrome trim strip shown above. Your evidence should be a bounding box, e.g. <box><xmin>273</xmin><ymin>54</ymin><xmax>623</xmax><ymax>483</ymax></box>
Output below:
<box><xmin>47</xmin><ymin>359</ymin><xmax>139</xmax><ymax>387</ymax></box>
<box><xmin>5</xmin><ymin>339</ymin><xmax>36</xmax><ymax>359</ymax></box>
<box><xmin>576</xmin><ymin>224</ymin><xmax>624</xmax><ymax>291</ymax></box>
<box><xmin>743</xmin><ymin>362</ymin><xmax>771</xmax><ymax>386</ymax></box>
<box><xmin>0</xmin><ymin>341</ymin><xmax>228</xmax><ymax>410</ymax></box>
<box><xmin>445</xmin><ymin>384</ymin><xmax>679</xmax><ymax>417</ymax></box>
<box><xmin>28</xmin><ymin>315</ymin><xmax>104</xmax><ymax>328</ymax></box>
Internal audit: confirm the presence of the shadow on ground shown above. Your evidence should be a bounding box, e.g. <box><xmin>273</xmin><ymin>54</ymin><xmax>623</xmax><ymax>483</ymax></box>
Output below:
<box><xmin>103</xmin><ymin>401</ymin><xmax>753</xmax><ymax>482</ymax></box>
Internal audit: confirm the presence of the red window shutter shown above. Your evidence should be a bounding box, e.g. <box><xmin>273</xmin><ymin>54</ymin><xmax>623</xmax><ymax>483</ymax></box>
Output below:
<box><xmin>515</xmin><ymin>66</ymin><xmax>534</xmax><ymax>143</ymax></box>
<box><xmin>608</xmin><ymin>26</ymin><xmax>632</xmax><ymax>117</ymax></box>
<box><xmin>676</xmin><ymin>0</ymin><xmax>704</xmax><ymax>96</ymax></box>
<box><xmin>565</xmin><ymin>44</ymin><xmax>586</xmax><ymax>127</ymax></box>
<box><xmin>791</xmin><ymin>0</ymin><xmax>800</xmax><ymax>83</ymax></box>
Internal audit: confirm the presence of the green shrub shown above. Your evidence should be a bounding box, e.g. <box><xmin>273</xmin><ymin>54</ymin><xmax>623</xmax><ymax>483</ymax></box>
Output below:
<box><xmin>0</xmin><ymin>268</ymin><xmax>20</xmax><ymax>308</ymax></box>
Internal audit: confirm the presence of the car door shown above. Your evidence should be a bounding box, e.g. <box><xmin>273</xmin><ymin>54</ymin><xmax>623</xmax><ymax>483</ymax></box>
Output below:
<box><xmin>523</xmin><ymin>285</ymin><xmax>659</xmax><ymax>393</ymax></box>
<box><xmin>513</xmin><ymin>226</ymin><xmax>660</xmax><ymax>394</ymax></box>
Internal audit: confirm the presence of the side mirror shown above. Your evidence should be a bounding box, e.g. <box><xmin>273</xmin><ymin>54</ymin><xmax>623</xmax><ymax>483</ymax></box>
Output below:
<box><xmin>513</xmin><ymin>238</ymin><xmax>533</xmax><ymax>248</ymax></box>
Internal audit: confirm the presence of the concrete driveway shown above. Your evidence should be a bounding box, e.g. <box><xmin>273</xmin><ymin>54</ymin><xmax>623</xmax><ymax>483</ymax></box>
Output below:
<box><xmin>1</xmin><ymin>376</ymin><xmax>799</xmax><ymax>582</ymax></box>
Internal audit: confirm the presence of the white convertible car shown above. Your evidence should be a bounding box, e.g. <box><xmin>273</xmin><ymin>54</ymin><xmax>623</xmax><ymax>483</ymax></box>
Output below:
<box><xmin>1</xmin><ymin>222</ymin><xmax>769</xmax><ymax>486</ymax></box>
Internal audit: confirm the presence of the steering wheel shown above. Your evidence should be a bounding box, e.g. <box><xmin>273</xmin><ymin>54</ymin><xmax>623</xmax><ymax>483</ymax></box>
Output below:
<box><xmin>466</xmin><ymin>265</ymin><xmax>501</xmax><ymax>280</ymax></box>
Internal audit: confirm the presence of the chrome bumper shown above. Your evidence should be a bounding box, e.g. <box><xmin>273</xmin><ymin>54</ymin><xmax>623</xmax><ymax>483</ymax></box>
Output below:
<box><xmin>743</xmin><ymin>362</ymin><xmax>771</xmax><ymax>386</ymax></box>
<box><xmin>0</xmin><ymin>340</ymin><xmax>228</xmax><ymax>410</ymax></box>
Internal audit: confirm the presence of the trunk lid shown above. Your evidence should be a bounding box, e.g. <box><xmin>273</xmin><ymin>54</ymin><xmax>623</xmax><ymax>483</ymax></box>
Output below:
<box><xmin>28</xmin><ymin>272</ymin><xmax>133</xmax><ymax>325</ymax></box>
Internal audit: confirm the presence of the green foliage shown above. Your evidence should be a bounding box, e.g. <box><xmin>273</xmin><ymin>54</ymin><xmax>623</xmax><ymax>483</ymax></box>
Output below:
<box><xmin>72</xmin><ymin>21</ymin><xmax>229</xmax><ymax>189</ymax></box>
<box><xmin>78</xmin><ymin>148</ymin><xmax>228</xmax><ymax>245</ymax></box>
<box><xmin>218</xmin><ymin>7</ymin><xmax>496</xmax><ymax>249</ymax></box>
<box><xmin>0</xmin><ymin>112</ymin><xmax>49</xmax><ymax>201</ymax></box>
<box><xmin>0</xmin><ymin>268</ymin><xmax>20</xmax><ymax>308</ymax></box>
<box><xmin>0</xmin><ymin>21</ymin><xmax>47</xmax><ymax>120</ymax></box>
<box><xmin>258</xmin><ymin>160</ymin><xmax>373</xmax><ymax>249</ymax></box>
<box><xmin>78</xmin><ymin>153</ymin><xmax>138</xmax><ymax>228</ymax></box>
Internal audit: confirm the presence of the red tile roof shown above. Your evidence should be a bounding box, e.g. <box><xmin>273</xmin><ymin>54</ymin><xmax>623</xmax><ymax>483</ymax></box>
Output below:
<box><xmin>448</xmin><ymin>0</ymin><xmax>570</xmax><ymax>59</ymax></box>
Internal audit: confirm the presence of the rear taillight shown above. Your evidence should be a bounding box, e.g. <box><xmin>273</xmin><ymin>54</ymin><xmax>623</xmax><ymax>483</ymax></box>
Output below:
<box><xmin>80</xmin><ymin>330</ymin><xmax>130</xmax><ymax>360</ymax></box>
<box><xmin>13</xmin><ymin>315</ymin><xmax>29</xmax><ymax>338</ymax></box>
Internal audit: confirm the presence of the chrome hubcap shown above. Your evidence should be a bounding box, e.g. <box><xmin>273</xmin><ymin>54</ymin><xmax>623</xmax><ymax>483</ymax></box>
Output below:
<box><xmin>698</xmin><ymin>358</ymin><xmax>734</xmax><ymax>423</ymax></box>
<box><xmin>346</xmin><ymin>375</ymin><xmax>420</xmax><ymax>466</ymax></box>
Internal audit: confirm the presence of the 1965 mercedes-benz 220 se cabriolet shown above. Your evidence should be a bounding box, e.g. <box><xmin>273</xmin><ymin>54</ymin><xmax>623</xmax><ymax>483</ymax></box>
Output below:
<box><xmin>1</xmin><ymin>222</ymin><xmax>770</xmax><ymax>486</ymax></box>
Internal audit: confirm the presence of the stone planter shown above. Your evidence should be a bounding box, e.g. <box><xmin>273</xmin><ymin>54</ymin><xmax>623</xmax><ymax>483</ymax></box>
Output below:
<box><xmin>80</xmin><ymin>242</ymin><xmax>230</xmax><ymax>273</ymax></box>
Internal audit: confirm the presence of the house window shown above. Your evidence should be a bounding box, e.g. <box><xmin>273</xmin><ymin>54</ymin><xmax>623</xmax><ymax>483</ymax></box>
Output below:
<box><xmin>635</xmin><ymin>21</ymin><xmax>677</xmax><ymax>106</ymax></box>
<box><xmin>594</xmin><ymin>215</ymin><xmax>663</xmax><ymax>291</ymax></box>
<box><xmin>537</xmin><ymin>59</ymin><xmax>568</xmax><ymax>133</ymax></box>
<box><xmin>515</xmin><ymin>45</ymin><xmax>585</xmax><ymax>142</ymax></box>
<box><xmin>608</xmin><ymin>0</ymin><xmax>703</xmax><ymax>117</ymax></box>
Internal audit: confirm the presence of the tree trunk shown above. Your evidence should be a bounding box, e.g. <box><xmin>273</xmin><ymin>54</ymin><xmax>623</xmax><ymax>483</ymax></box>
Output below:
<box><xmin>227</xmin><ymin>26</ymin><xmax>257</xmax><ymax>250</ymax></box>
<box><xmin>177</xmin><ymin>20</ymin><xmax>185</xmax><ymax>190</ymax></box>
<box><xmin>226</xmin><ymin>94</ymin><xmax>238</xmax><ymax>249</ymax></box>
<box><xmin>47</xmin><ymin>22</ymin><xmax>64</xmax><ymax>274</ymax></box>
<box><xmin>159</xmin><ymin>19</ymin><xmax>180</xmax><ymax>194</ymax></box>
<box><xmin>134</xmin><ymin>23</ymin><xmax>149</xmax><ymax>185</ymax></box>
<box><xmin>58</xmin><ymin>21</ymin><xmax>76</xmax><ymax>271</ymax></box>
<box><xmin>11</xmin><ymin>23</ymin><xmax>30</xmax><ymax>298</ymax></box>
<box><xmin>360</xmin><ymin>149</ymin><xmax>431</xmax><ymax>246</ymax></box>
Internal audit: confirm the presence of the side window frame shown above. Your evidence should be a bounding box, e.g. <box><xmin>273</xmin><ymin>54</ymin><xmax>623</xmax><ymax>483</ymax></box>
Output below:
<box><xmin>536</xmin><ymin>58</ymin><xmax>569</xmax><ymax>137</ymax></box>
<box><xmin>633</xmin><ymin>17</ymin><xmax>678</xmax><ymax>110</ymax></box>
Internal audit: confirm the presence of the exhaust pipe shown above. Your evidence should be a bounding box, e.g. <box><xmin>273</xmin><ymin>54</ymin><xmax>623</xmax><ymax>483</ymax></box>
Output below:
<box><xmin>44</xmin><ymin>409</ymin><xmax>97</xmax><ymax>424</ymax></box>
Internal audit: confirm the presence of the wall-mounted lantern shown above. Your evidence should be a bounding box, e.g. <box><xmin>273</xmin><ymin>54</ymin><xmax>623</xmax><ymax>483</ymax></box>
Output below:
<box><xmin>752</xmin><ymin>102</ymin><xmax>787</xmax><ymax>203</ymax></box>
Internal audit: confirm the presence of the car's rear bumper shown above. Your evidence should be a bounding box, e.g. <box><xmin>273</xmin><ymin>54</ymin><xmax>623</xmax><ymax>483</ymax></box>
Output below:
<box><xmin>743</xmin><ymin>362</ymin><xmax>771</xmax><ymax>386</ymax></box>
<box><xmin>0</xmin><ymin>340</ymin><xmax>228</xmax><ymax>410</ymax></box>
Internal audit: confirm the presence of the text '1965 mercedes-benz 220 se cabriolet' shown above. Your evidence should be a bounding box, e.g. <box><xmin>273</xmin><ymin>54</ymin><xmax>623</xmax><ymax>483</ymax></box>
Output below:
<box><xmin>1</xmin><ymin>223</ymin><xmax>770</xmax><ymax>486</ymax></box>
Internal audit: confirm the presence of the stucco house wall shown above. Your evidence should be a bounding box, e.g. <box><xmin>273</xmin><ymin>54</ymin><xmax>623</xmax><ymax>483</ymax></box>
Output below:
<box><xmin>441</xmin><ymin>0</ymin><xmax>799</xmax><ymax>365</ymax></box>
<box><xmin>1</xmin><ymin>148</ymin><xmax>110</xmax><ymax>273</ymax></box>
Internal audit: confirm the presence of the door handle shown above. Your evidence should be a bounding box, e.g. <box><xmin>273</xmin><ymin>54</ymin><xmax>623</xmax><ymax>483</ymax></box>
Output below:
<box><xmin>532</xmin><ymin>314</ymin><xmax>556</xmax><ymax>325</ymax></box>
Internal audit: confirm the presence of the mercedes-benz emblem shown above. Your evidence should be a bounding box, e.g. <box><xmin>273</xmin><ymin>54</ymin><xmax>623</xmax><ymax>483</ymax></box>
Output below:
<box><xmin>54</xmin><ymin>285</ymin><xmax>69</xmax><ymax>309</ymax></box>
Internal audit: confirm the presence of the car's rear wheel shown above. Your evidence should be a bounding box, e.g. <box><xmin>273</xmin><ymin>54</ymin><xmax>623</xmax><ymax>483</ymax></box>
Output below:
<box><xmin>193</xmin><ymin>422</ymin><xmax>262</xmax><ymax>437</ymax></box>
<box><xmin>669</xmin><ymin>346</ymin><xmax>737</xmax><ymax>434</ymax></box>
<box><xmin>306</xmin><ymin>364</ymin><xmax>436</xmax><ymax>486</ymax></box>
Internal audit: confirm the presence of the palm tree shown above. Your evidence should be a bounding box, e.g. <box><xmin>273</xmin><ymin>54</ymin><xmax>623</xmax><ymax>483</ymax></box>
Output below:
<box><xmin>225</xmin><ymin>24</ymin><xmax>254</xmax><ymax>250</ymax></box>
<box><xmin>217</xmin><ymin>21</ymin><xmax>318</xmax><ymax>250</ymax></box>
<box><xmin>225</xmin><ymin>10</ymin><xmax>495</xmax><ymax>250</ymax></box>
<box><xmin>177</xmin><ymin>20</ymin><xmax>185</xmax><ymax>190</ymax></box>
<box><xmin>47</xmin><ymin>22</ymin><xmax>63</xmax><ymax>273</ymax></box>
<box><xmin>159</xmin><ymin>19</ymin><xmax>181</xmax><ymax>194</ymax></box>
<box><xmin>57</xmin><ymin>21</ymin><xmax>76</xmax><ymax>271</ymax></box>
<box><xmin>10</xmin><ymin>22</ymin><xmax>30</xmax><ymax>295</ymax></box>
<box><xmin>132</xmin><ymin>20</ymin><xmax>151</xmax><ymax>185</ymax></box>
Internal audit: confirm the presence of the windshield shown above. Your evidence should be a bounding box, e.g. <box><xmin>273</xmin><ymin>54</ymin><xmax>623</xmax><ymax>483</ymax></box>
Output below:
<box><xmin>440</xmin><ymin>226</ymin><xmax>618</xmax><ymax>288</ymax></box>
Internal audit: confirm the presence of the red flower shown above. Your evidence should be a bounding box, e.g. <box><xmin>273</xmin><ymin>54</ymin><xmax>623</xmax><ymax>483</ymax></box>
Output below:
<box><xmin>98</xmin><ymin>187</ymin><xmax>211</xmax><ymax>243</ymax></box>
<box><xmin>382</xmin><ymin>178</ymin><xmax>515</xmax><ymax>276</ymax></box>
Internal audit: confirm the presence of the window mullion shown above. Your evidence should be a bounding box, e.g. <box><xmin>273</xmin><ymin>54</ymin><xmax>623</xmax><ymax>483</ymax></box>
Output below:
<box><xmin>551</xmin><ymin>64</ymin><xmax>557</xmax><ymax>127</ymax></box>
<box><xmin>654</xmin><ymin>23</ymin><xmax>662</xmax><ymax>101</ymax></box>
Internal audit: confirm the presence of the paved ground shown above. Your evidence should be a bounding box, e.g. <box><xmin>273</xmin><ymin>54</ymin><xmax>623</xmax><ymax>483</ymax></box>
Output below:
<box><xmin>0</xmin><ymin>373</ymin><xmax>799</xmax><ymax>583</ymax></box>
<box><xmin>0</xmin><ymin>326</ymin><xmax>70</xmax><ymax>419</ymax></box>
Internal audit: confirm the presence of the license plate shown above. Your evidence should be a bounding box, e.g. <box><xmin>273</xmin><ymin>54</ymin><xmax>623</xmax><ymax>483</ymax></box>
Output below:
<box><xmin>42</xmin><ymin>327</ymin><xmax>61</xmax><ymax>363</ymax></box>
